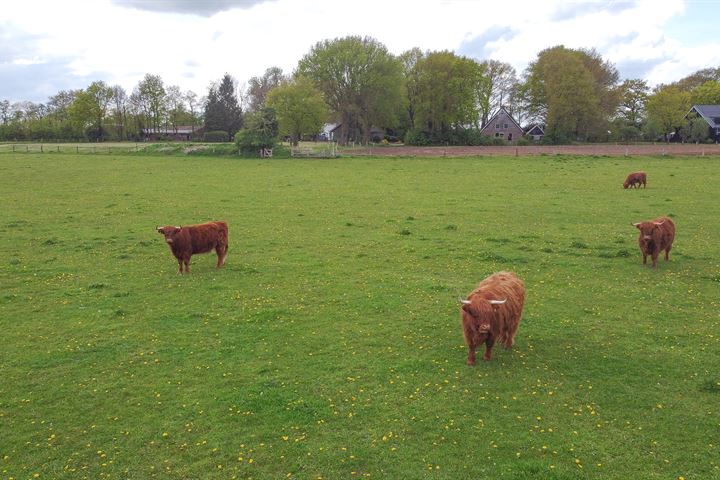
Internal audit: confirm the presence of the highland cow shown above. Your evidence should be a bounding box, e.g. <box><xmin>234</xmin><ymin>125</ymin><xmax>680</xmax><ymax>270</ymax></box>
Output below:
<box><xmin>623</xmin><ymin>171</ymin><xmax>647</xmax><ymax>189</ymax></box>
<box><xmin>156</xmin><ymin>221</ymin><xmax>228</xmax><ymax>274</ymax></box>
<box><xmin>632</xmin><ymin>216</ymin><xmax>675</xmax><ymax>268</ymax></box>
<box><xmin>460</xmin><ymin>271</ymin><xmax>525</xmax><ymax>364</ymax></box>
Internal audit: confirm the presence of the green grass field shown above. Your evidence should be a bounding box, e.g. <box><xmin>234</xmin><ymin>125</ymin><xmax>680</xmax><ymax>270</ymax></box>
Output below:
<box><xmin>1</xmin><ymin>153</ymin><xmax>718</xmax><ymax>479</ymax></box>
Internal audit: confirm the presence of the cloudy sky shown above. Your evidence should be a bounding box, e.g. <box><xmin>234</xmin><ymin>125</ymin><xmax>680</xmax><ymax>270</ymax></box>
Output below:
<box><xmin>1</xmin><ymin>0</ymin><xmax>718</xmax><ymax>103</ymax></box>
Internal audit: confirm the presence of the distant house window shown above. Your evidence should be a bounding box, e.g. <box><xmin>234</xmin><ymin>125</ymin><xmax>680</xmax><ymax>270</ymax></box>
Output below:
<box><xmin>496</xmin><ymin>124</ymin><xmax>500</xmax><ymax>129</ymax></box>
<box><xmin>504</xmin><ymin>124</ymin><xmax>508</xmax><ymax>128</ymax></box>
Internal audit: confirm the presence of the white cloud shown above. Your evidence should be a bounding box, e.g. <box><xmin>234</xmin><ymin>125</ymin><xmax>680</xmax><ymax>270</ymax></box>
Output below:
<box><xmin>0</xmin><ymin>0</ymin><xmax>717</xmax><ymax>102</ymax></box>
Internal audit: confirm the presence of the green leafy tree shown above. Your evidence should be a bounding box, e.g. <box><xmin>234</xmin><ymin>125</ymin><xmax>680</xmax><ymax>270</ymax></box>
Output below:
<box><xmin>414</xmin><ymin>51</ymin><xmax>485</xmax><ymax>135</ymax></box>
<box><xmin>204</xmin><ymin>74</ymin><xmax>243</xmax><ymax>141</ymax></box>
<box><xmin>672</xmin><ymin>67</ymin><xmax>720</xmax><ymax>91</ymax></box>
<box><xmin>684</xmin><ymin>112</ymin><xmax>710</xmax><ymax>143</ymax></box>
<box><xmin>297</xmin><ymin>36</ymin><xmax>403</xmax><ymax>144</ymax></box>
<box><xmin>521</xmin><ymin>46</ymin><xmax>620</xmax><ymax>142</ymax></box>
<box><xmin>266</xmin><ymin>76</ymin><xmax>328</xmax><ymax>146</ymax></box>
<box><xmin>399</xmin><ymin>48</ymin><xmax>424</xmax><ymax>131</ymax></box>
<box><xmin>618</xmin><ymin>79</ymin><xmax>649</xmax><ymax>128</ymax></box>
<box><xmin>136</xmin><ymin>74</ymin><xmax>166</xmax><ymax>133</ymax></box>
<box><xmin>234</xmin><ymin>107</ymin><xmax>279</xmax><ymax>154</ymax></box>
<box><xmin>691</xmin><ymin>80</ymin><xmax>720</xmax><ymax>105</ymax></box>
<box><xmin>645</xmin><ymin>86</ymin><xmax>691</xmax><ymax>142</ymax></box>
<box><xmin>68</xmin><ymin>81</ymin><xmax>113</xmax><ymax>140</ymax></box>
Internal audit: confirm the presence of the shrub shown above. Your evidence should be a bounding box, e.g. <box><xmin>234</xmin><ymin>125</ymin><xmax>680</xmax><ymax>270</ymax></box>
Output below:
<box><xmin>516</xmin><ymin>138</ymin><xmax>531</xmax><ymax>146</ymax></box>
<box><xmin>492</xmin><ymin>137</ymin><xmax>507</xmax><ymax>146</ymax></box>
<box><xmin>234</xmin><ymin>108</ymin><xmax>279</xmax><ymax>156</ymax></box>
<box><xmin>204</xmin><ymin>130</ymin><xmax>229</xmax><ymax>143</ymax></box>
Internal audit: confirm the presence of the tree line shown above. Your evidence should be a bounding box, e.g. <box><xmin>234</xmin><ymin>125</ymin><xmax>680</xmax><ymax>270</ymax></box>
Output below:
<box><xmin>1</xmin><ymin>36</ymin><xmax>719</xmax><ymax>146</ymax></box>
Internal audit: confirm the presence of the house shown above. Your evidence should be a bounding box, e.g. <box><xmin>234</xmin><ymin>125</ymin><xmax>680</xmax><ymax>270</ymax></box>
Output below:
<box><xmin>684</xmin><ymin>105</ymin><xmax>720</xmax><ymax>142</ymax></box>
<box><xmin>479</xmin><ymin>106</ymin><xmax>524</xmax><ymax>143</ymax></box>
<box><xmin>524</xmin><ymin>124</ymin><xmax>545</xmax><ymax>142</ymax></box>
<box><xmin>141</xmin><ymin>126</ymin><xmax>202</xmax><ymax>141</ymax></box>
<box><xmin>320</xmin><ymin>123</ymin><xmax>385</xmax><ymax>143</ymax></box>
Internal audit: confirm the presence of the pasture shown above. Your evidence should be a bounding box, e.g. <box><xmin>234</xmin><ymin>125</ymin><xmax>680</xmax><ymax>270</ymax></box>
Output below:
<box><xmin>1</xmin><ymin>152</ymin><xmax>718</xmax><ymax>479</ymax></box>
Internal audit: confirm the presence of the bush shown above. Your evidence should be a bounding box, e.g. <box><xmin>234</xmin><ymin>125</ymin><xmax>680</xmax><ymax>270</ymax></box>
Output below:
<box><xmin>492</xmin><ymin>137</ymin><xmax>507</xmax><ymax>146</ymax></box>
<box><xmin>516</xmin><ymin>138</ymin><xmax>531</xmax><ymax>146</ymax></box>
<box><xmin>234</xmin><ymin>108</ymin><xmax>279</xmax><ymax>156</ymax></box>
<box><xmin>204</xmin><ymin>130</ymin><xmax>229</xmax><ymax>143</ymax></box>
<box><xmin>404</xmin><ymin>129</ymin><xmax>431</xmax><ymax>146</ymax></box>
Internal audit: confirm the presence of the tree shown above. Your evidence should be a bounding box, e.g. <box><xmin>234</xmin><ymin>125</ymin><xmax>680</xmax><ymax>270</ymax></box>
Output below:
<box><xmin>234</xmin><ymin>107</ymin><xmax>279</xmax><ymax>154</ymax></box>
<box><xmin>247</xmin><ymin>67</ymin><xmax>286</xmax><ymax>112</ymax></box>
<box><xmin>185</xmin><ymin>90</ymin><xmax>201</xmax><ymax>132</ymax></box>
<box><xmin>645</xmin><ymin>86</ymin><xmax>691</xmax><ymax>142</ymax></box>
<box><xmin>68</xmin><ymin>81</ymin><xmax>113</xmax><ymax>140</ymax></box>
<box><xmin>521</xmin><ymin>46</ymin><xmax>620</xmax><ymax>142</ymax></box>
<box><xmin>136</xmin><ymin>74</ymin><xmax>166</xmax><ymax>133</ymax></box>
<box><xmin>672</xmin><ymin>67</ymin><xmax>720</xmax><ymax>91</ymax></box>
<box><xmin>165</xmin><ymin>85</ymin><xmax>187</xmax><ymax>133</ymax></box>
<box><xmin>618</xmin><ymin>79</ymin><xmax>649</xmax><ymax>127</ymax></box>
<box><xmin>691</xmin><ymin>80</ymin><xmax>720</xmax><ymax>105</ymax></box>
<box><xmin>297</xmin><ymin>36</ymin><xmax>403</xmax><ymax>144</ymax></box>
<box><xmin>414</xmin><ymin>51</ymin><xmax>485</xmax><ymax>135</ymax></box>
<box><xmin>110</xmin><ymin>85</ymin><xmax>128</xmax><ymax>140</ymax></box>
<box><xmin>266</xmin><ymin>76</ymin><xmax>327</xmax><ymax>145</ymax></box>
<box><xmin>685</xmin><ymin>112</ymin><xmax>710</xmax><ymax>143</ymax></box>
<box><xmin>477</xmin><ymin>60</ymin><xmax>516</xmax><ymax>127</ymax></box>
<box><xmin>399</xmin><ymin>48</ymin><xmax>424</xmax><ymax>131</ymax></box>
<box><xmin>204</xmin><ymin>74</ymin><xmax>243</xmax><ymax>141</ymax></box>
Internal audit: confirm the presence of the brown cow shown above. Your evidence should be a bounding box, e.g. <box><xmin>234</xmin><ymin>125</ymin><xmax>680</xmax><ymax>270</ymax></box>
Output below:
<box><xmin>460</xmin><ymin>271</ymin><xmax>525</xmax><ymax>364</ymax></box>
<box><xmin>623</xmin><ymin>171</ymin><xmax>647</xmax><ymax>189</ymax></box>
<box><xmin>156</xmin><ymin>221</ymin><xmax>228</xmax><ymax>274</ymax></box>
<box><xmin>632</xmin><ymin>216</ymin><xmax>675</xmax><ymax>268</ymax></box>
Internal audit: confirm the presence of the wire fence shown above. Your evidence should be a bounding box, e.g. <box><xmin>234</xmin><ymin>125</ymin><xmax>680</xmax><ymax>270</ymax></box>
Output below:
<box><xmin>0</xmin><ymin>143</ymin><xmax>150</xmax><ymax>154</ymax></box>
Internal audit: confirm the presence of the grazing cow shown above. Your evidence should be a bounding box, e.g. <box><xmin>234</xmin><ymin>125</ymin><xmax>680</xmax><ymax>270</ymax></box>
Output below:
<box><xmin>156</xmin><ymin>221</ymin><xmax>228</xmax><ymax>274</ymax></box>
<box><xmin>623</xmin><ymin>171</ymin><xmax>647</xmax><ymax>189</ymax></box>
<box><xmin>459</xmin><ymin>271</ymin><xmax>525</xmax><ymax>364</ymax></box>
<box><xmin>632</xmin><ymin>216</ymin><xmax>675</xmax><ymax>268</ymax></box>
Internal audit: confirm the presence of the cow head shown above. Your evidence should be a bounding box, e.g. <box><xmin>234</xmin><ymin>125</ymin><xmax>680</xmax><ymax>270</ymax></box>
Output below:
<box><xmin>633</xmin><ymin>221</ymin><xmax>664</xmax><ymax>244</ymax></box>
<box><xmin>156</xmin><ymin>225</ymin><xmax>182</xmax><ymax>244</ymax></box>
<box><xmin>459</xmin><ymin>298</ymin><xmax>506</xmax><ymax>334</ymax></box>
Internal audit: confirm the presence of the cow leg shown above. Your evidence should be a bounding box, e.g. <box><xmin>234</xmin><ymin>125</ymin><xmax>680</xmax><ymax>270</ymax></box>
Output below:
<box><xmin>466</xmin><ymin>343</ymin><xmax>477</xmax><ymax>366</ymax></box>
<box><xmin>642</xmin><ymin>254</ymin><xmax>647</xmax><ymax>265</ymax></box>
<box><xmin>483</xmin><ymin>337</ymin><xmax>496</xmax><ymax>361</ymax></box>
<box><xmin>184</xmin><ymin>255</ymin><xmax>191</xmax><ymax>274</ymax></box>
<box><xmin>651</xmin><ymin>253</ymin><xmax>659</xmax><ymax>268</ymax></box>
<box><xmin>216</xmin><ymin>245</ymin><xmax>227</xmax><ymax>268</ymax></box>
<box><xmin>177</xmin><ymin>258</ymin><xmax>183</xmax><ymax>275</ymax></box>
<box><xmin>665</xmin><ymin>245</ymin><xmax>671</xmax><ymax>261</ymax></box>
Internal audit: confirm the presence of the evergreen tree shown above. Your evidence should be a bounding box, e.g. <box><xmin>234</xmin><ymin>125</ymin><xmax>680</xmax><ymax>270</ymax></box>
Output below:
<box><xmin>204</xmin><ymin>74</ymin><xmax>242</xmax><ymax>141</ymax></box>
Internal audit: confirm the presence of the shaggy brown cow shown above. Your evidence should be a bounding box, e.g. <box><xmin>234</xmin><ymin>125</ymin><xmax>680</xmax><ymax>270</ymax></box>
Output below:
<box><xmin>632</xmin><ymin>216</ymin><xmax>675</xmax><ymax>268</ymax></box>
<box><xmin>156</xmin><ymin>221</ymin><xmax>228</xmax><ymax>274</ymax></box>
<box><xmin>460</xmin><ymin>271</ymin><xmax>525</xmax><ymax>364</ymax></box>
<box><xmin>623</xmin><ymin>171</ymin><xmax>647</xmax><ymax>189</ymax></box>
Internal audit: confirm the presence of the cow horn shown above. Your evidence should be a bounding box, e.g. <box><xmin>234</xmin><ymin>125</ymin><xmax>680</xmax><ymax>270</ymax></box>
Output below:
<box><xmin>156</xmin><ymin>226</ymin><xmax>162</xmax><ymax>231</ymax></box>
<box><xmin>653</xmin><ymin>221</ymin><xmax>665</xmax><ymax>226</ymax></box>
<box><xmin>631</xmin><ymin>222</ymin><xmax>640</xmax><ymax>227</ymax></box>
<box><xmin>489</xmin><ymin>299</ymin><xmax>507</xmax><ymax>305</ymax></box>
<box><xmin>175</xmin><ymin>225</ymin><xmax>182</xmax><ymax>229</ymax></box>
<box><xmin>458</xmin><ymin>297</ymin><xmax>471</xmax><ymax>305</ymax></box>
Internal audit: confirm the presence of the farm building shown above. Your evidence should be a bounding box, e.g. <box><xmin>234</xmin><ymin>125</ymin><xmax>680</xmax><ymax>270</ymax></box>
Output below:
<box><xmin>480</xmin><ymin>106</ymin><xmax>524</xmax><ymax>143</ymax></box>
<box><xmin>525</xmin><ymin>124</ymin><xmax>545</xmax><ymax>142</ymax></box>
<box><xmin>141</xmin><ymin>126</ymin><xmax>202</xmax><ymax>141</ymax></box>
<box><xmin>685</xmin><ymin>105</ymin><xmax>720</xmax><ymax>142</ymax></box>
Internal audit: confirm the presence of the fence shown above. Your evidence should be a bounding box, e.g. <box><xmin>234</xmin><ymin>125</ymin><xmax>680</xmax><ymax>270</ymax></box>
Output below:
<box><xmin>291</xmin><ymin>142</ymin><xmax>339</xmax><ymax>158</ymax></box>
<box><xmin>0</xmin><ymin>143</ymin><xmax>149</xmax><ymax>154</ymax></box>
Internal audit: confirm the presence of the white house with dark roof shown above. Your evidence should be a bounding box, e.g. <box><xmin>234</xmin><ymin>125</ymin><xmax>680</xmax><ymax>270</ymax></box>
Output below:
<box><xmin>685</xmin><ymin>105</ymin><xmax>720</xmax><ymax>142</ymax></box>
